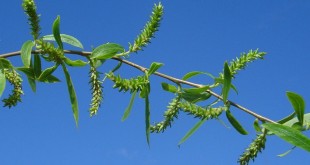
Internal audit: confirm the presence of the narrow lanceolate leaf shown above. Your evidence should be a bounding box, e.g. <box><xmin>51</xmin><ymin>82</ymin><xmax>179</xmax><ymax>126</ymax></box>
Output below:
<box><xmin>182</xmin><ymin>71</ymin><xmax>215</xmax><ymax>81</ymax></box>
<box><xmin>140</xmin><ymin>83</ymin><xmax>150</xmax><ymax>99</ymax></box>
<box><xmin>38</xmin><ymin>64</ymin><xmax>59</xmax><ymax>81</ymax></box>
<box><xmin>226</xmin><ymin>110</ymin><xmax>248</xmax><ymax>135</ymax></box>
<box><xmin>253</xmin><ymin>118</ymin><xmax>262</xmax><ymax>132</ymax></box>
<box><xmin>161</xmin><ymin>82</ymin><xmax>178</xmax><ymax>93</ymax></box>
<box><xmin>42</xmin><ymin>75</ymin><xmax>61</xmax><ymax>83</ymax></box>
<box><xmin>145</xmin><ymin>86</ymin><xmax>151</xmax><ymax>147</ymax></box>
<box><xmin>110</xmin><ymin>61</ymin><xmax>122</xmax><ymax>72</ymax></box>
<box><xmin>277</xmin><ymin>112</ymin><xmax>296</xmax><ymax>124</ymax></box>
<box><xmin>33</xmin><ymin>54</ymin><xmax>42</xmax><ymax>77</ymax></box>
<box><xmin>178</xmin><ymin>118</ymin><xmax>208</xmax><ymax>146</ymax></box>
<box><xmin>42</xmin><ymin>34</ymin><xmax>84</xmax><ymax>49</ymax></box>
<box><xmin>27</xmin><ymin>76</ymin><xmax>36</xmax><ymax>92</ymax></box>
<box><xmin>215</xmin><ymin>78</ymin><xmax>239</xmax><ymax>94</ymax></box>
<box><xmin>17</xmin><ymin>67</ymin><xmax>36</xmax><ymax>92</ymax></box>
<box><xmin>17</xmin><ymin>67</ymin><xmax>35</xmax><ymax>79</ymax></box>
<box><xmin>183</xmin><ymin>86</ymin><xmax>210</xmax><ymax>94</ymax></box>
<box><xmin>122</xmin><ymin>91</ymin><xmax>137</xmax><ymax>121</ymax></box>
<box><xmin>90</xmin><ymin>43</ymin><xmax>124</xmax><ymax>60</ymax></box>
<box><xmin>286</xmin><ymin>91</ymin><xmax>305</xmax><ymax>125</ymax></box>
<box><xmin>277</xmin><ymin>146</ymin><xmax>296</xmax><ymax>157</ymax></box>
<box><xmin>148</xmin><ymin>62</ymin><xmax>163</xmax><ymax>76</ymax></box>
<box><xmin>61</xmin><ymin>63</ymin><xmax>79</xmax><ymax>126</ymax></box>
<box><xmin>263</xmin><ymin>123</ymin><xmax>310</xmax><ymax>152</ymax></box>
<box><xmin>63</xmin><ymin>57</ymin><xmax>88</xmax><ymax>67</ymax></box>
<box><xmin>0</xmin><ymin>71</ymin><xmax>6</xmax><ymax>98</ymax></box>
<box><xmin>180</xmin><ymin>92</ymin><xmax>211</xmax><ymax>103</ymax></box>
<box><xmin>52</xmin><ymin>16</ymin><xmax>63</xmax><ymax>50</ymax></box>
<box><xmin>21</xmin><ymin>40</ymin><xmax>35</xmax><ymax>67</ymax></box>
<box><xmin>222</xmin><ymin>62</ymin><xmax>232</xmax><ymax>103</ymax></box>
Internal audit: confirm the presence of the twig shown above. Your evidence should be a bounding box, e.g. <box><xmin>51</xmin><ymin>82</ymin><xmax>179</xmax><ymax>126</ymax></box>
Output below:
<box><xmin>0</xmin><ymin>50</ymin><xmax>276</xmax><ymax>123</ymax></box>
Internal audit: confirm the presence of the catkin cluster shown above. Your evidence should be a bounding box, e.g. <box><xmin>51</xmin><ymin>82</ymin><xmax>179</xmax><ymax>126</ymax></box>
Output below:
<box><xmin>180</xmin><ymin>102</ymin><xmax>225</xmax><ymax>119</ymax></box>
<box><xmin>2</xmin><ymin>69</ymin><xmax>24</xmax><ymax>108</ymax></box>
<box><xmin>106</xmin><ymin>72</ymin><xmax>149</xmax><ymax>93</ymax></box>
<box><xmin>219</xmin><ymin>49</ymin><xmax>266</xmax><ymax>79</ymax></box>
<box><xmin>238</xmin><ymin>133</ymin><xmax>266</xmax><ymax>165</ymax></box>
<box><xmin>36</xmin><ymin>39</ymin><xmax>64</xmax><ymax>63</ymax></box>
<box><xmin>22</xmin><ymin>0</ymin><xmax>41</xmax><ymax>40</ymax></box>
<box><xmin>89</xmin><ymin>64</ymin><xmax>103</xmax><ymax>116</ymax></box>
<box><xmin>129</xmin><ymin>3</ymin><xmax>163</xmax><ymax>52</ymax></box>
<box><xmin>151</xmin><ymin>96</ymin><xmax>181</xmax><ymax>133</ymax></box>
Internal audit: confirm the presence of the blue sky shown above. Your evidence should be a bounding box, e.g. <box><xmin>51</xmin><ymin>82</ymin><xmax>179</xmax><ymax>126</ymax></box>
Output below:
<box><xmin>1</xmin><ymin>0</ymin><xmax>310</xmax><ymax>165</ymax></box>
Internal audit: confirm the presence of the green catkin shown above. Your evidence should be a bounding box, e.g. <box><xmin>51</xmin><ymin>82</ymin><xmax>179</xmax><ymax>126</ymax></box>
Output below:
<box><xmin>129</xmin><ymin>3</ymin><xmax>163</xmax><ymax>52</ymax></box>
<box><xmin>179</xmin><ymin>101</ymin><xmax>225</xmax><ymax>119</ymax></box>
<box><xmin>219</xmin><ymin>49</ymin><xmax>266</xmax><ymax>78</ymax></box>
<box><xmin>22</xmin><ymin>0</ymin><xmax>41</xmax><ymax>40</ymax></box>
<box><xmin>36</xmin><ymin>39</ymin><xmax>64</xmax><ymax>63</ymax></box>
<box><xmin>106</xmin><ymin>72</ymin><xmax>149</xmax><ymax>93</ymax></box>
<box><xmin>238</xmin><ymin>133</ymin><xmax>267</xmax><ymax>165</ymax></box>
<box><xmin>151</xmin><ymin>95</ymin><xmax>181</xmax><ymax>133</ymax></box>
<box><xmin>89</xmin><ymin>61</ymin><xmax>103</xmax><ymax>116</ymax></box>
<box><xmin>2</xmin><ymin>69</ymin><xmax>24</xmax><ymax>108</ymax></box>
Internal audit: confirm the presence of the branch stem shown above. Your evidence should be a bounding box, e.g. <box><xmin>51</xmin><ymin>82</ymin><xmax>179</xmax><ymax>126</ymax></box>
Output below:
<box><xmin>0</xmin><ymin>50</ymin><xmax>276</xmax><ymax>123</ymax></box>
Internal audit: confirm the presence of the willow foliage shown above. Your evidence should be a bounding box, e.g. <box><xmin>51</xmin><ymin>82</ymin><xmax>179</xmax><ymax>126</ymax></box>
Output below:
<box><xmin>0</xmin><ymin>1</ymin><xmax>308</xmax><ymax>164</ymax></box>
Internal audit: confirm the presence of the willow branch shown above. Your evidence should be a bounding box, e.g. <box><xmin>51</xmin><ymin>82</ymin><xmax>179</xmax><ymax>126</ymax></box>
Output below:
<box><xmin>0</xmin><ymin>50</ymin><xmax>276</xmax><ymax>123</ymax></box>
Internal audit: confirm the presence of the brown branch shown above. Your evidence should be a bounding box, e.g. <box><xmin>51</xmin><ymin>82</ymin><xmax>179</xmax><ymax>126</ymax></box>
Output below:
<box><xmin>0</xmin><ymin>50</ymin><xmax>276</xmax><ymax>123</ymax></box>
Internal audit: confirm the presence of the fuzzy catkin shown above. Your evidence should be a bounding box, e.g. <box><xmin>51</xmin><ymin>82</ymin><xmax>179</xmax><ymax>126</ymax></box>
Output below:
<box><xmin>2</xmin><ymin>69</ymin><xmax>24</xmax><ymax>108</ymax></box>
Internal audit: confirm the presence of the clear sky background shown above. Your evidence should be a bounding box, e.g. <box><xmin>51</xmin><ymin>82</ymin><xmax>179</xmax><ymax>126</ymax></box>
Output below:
<box><xmin>0</xmin><ymin>0</ymin><xmax>310</xmax><ymax>165</ymax></box>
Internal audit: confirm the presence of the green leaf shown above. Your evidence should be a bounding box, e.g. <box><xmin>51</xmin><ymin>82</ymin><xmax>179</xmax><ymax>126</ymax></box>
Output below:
<box><xmin>42</xmin><ymin>75</ymin><xmax>61</xmax><ymax>83</ymax></box>
<box><xmin>42</xmin><ymin>34</ymin><xmax>84</xmax><ymax>49</ymax></box>
<box><xmin>214</xmin><ymin>78</ymin><xmax>238</xmax><ymax>94</ymax></box>
<box><xmin>0</xmin><ymin>71</ymin><xmax>6</xmax><ymax>98</ymax></box>
<box><xmin>283</xmin><ymin>113</ymin><xmax>310</xmax><ymax>129</ymax></box>
<box><xmin>222</xmin><ymin>62</ymin><xmax>232</xmax><ymax>103</ymax></box>
<box><xmin>33</xmin><ymin>54</ymin><xmax>42</xmax><ymax>77</ymax></box>
<box><xmin>17</xmin><ymin>67</ymin><xmax>35</xmax><ymax>79</ymax></box>
<box><xmin>110</xmin><ymin>61</ymin><xmax>122</xmax><ymax>72</ymax></box>
<box><xmin>161</xmin><ymin>82</ymin><xmax>178</xmax><ymax>93</ymax></box>
<box><xmin>27</xmin><ymin>77</ymin><xmax>36</xmax><ymax>92</ymax></box>
<box><xmin>182</xmin><ymin>71</ymin><xmax>215</xmax><ymax>81</ymax></box>
<box><xmin>140</xmin><ymin>83</ymin><xmax>150</xmax><ymax>99</ymax></box>
<box><xmin>277</xmin><ymin>146</ymin><xmax>296</xmax><ymax>157</ymax></box>
<box><xmin>17</xmin><ymin>67</ymin><xmax>36</xmax><ymax>92</ymax></box>
<box><xmin>180</xmin><ymin>92</ymin><xmax>211</xmax><ymax>103</ymax></box>
<box><xmin>52</xmin><ymin>16</ymin><xmax>63</xmax><ymax>50</ymax></box>
<box><xmin>278</xmin><ymin>112</ymin><xmax>296</xmax><ymax>124</ymax></box>
<box><xmin>63</xmin><ymin>57</ymin><xmax>88</xmax><ymax>67</ymax></box>
<box><xmin>183</xmin><ymin>86</ymin><xmax>210</xmax><ymax>94</ymax></box>
<box><xmin>61</xmin><ymin>63</ymin><xmax>79</xmax><ymax>126</ymax></box>
<box><xmin>0</xmin><ymin>58</ymin><xmax>13</xmax><ymax>69</ymax></box>
<box><xmin>268</xmin><ymin>114</ymin><xmax>310</xmax><ymax>135</ymax></box>
<box><xmin>21</xmin><ymin>40</ymin><xmax>35</xmax><ymax>67</ymax></box>
<box><xmin>90</xmin><ymin>43</ymin><xmax>124</xmax><ymax>60</ymax></box>
<box><xmin>226</xmin><ymin>110</ymin><xmax>248</xmax><ymax>135</ymax></box>
<box><xmin>291</xmin><ymin>122</ymin><xmax>303</xmax><ymax>131</ymax></box>
<box><xmin>38</xmin><ymin>64</ymin><xmax>59</xmax><ymax>82</ymax></box>
<box><xmin>145</xmin><ymin>86</ymin><xmax>151</xmax><ymax>147</ymax></box>
<box><xmin>178</xmin><ymin>118</ymin><xmax>208</xmax><ymax>146</ymax></box>
<box><xmin>148</xmin><ymin>62</ymin><xmax>163</xmax><ymax>76</ymax></box>
<box><xmin>253</xmin><ymin>118</ymin><xmax>262</xmax><ymax>132</ymax></box>
<box><xmin>122</xmin><ymin>91</ymin><xmax>137</xmax><ymax>121</ymax></box>
<box><xmin>286</xmin><ymin>91</ymin><xmax>305</xmax><ymax>125</ymax></box>
<box><xmin>262</xmin><ymin>123</ymin><xmax>310</xmax><ymax>152</ymax></box>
